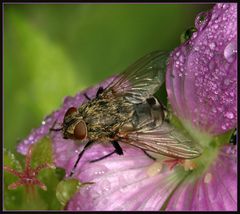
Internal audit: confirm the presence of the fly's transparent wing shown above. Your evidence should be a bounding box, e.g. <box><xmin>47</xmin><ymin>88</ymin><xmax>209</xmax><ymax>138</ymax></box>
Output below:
<box><xmin>121</xmin><ymin>122</ymin><xmax>203</xmax><ymax>159</ymax></box>
<box><xmin>103</xmin><ymin>51</ymin><xmax>169</xmax><ymax>104</ymax></box>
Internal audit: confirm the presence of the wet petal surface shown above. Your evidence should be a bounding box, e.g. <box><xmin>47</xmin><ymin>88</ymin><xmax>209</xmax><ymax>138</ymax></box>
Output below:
<box><xmin>166</xmin><ymin>145</ymin><xmax>237</xmax><ymax>211</ymax></box>
<box><xmin>166</xmin><ymin>3</ymin><xmax>237</xmax><ymax>135</ymax></box>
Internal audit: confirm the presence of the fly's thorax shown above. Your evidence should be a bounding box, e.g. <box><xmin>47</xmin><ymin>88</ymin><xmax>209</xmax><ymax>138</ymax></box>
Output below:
<box><xmin>79</xmin><ymin>96</ymin><xmax>134</xmax><ymax>139</ymax></box>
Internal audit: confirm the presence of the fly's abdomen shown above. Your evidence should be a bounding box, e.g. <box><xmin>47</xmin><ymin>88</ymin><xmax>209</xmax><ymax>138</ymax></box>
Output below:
<box><xmin>131</xmin><ymin>96</ymin><xmax>165</xmax><ymax>131</ymax></box>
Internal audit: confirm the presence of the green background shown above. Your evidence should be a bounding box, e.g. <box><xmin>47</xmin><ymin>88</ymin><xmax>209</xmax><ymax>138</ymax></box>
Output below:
<box><xmin>4</xmin><ymin>4</ymin><xmax>213</xmax><ymax>152</ymax></box>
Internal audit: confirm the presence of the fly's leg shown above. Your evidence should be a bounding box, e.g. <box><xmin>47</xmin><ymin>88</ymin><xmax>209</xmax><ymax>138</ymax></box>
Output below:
<box><xmin>70</xmin><ymin>140</ymin><xmax>94</xmax><ymax>177</ymax></box>
<box><xmin>90</xmin><ymin>141</ymin><xmax>123</xmax><ymax>163</ymax></box>
<box><xmin>84</xmin><ymin>93</ymin><xmax>91</xmax><ymax>100</ymax></box>
<box><xmin>143</xmin><ymin>150</ymin><xmax>156</xmax><ymax>160</ymax></box>
<box><xmin>96</xmin><ymin>86</ymin><xmax>104</xmax><ymax>97</ymax></box>
<box><xmin>90</xmin><ymin>150</ymin><xmax>116</xmax><ymax>163</ymax></box>
<box><xmin>112</xmin><ymin>141</ymin><xmax>123</xmax><ymax>155</ymax></box>
<box><xmin>84</xmin><ymin>86</ymin><xmax>104</xmax><ymax>101</ymax></box>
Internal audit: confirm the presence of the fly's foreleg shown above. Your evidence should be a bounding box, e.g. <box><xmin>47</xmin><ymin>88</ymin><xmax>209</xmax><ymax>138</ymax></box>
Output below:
<box><xmin>143</xmin><ymin>150</ymin><xmax>156</xmax><ymax>160</ymax></box>
<box><xmin>84</xmin><ymin>93</ymin><xmax>91</xmax><ymax>100</ymax></box>
<box><xmin>84</xmin><ymin>86</ymin><xmax>104</xmax><ymax>101</ymax></box>
<box><xmin>96</xmin><ymin>86</ymin><xmax>104</xmax><ymax>97</ymax></box>
<box><xmin>89</xmin><ymin>141</ymin><xmax>123</xmax><ymax>163</ymax></box>
<box><xmin>70</xmin><ymin>140</ymin><xmax>94</xmax><ymax>177</ymax></box>
<box><xmin>111</xmin><ymin>141</ymin><xmax>123</xmax><ymax>155</ymax></box>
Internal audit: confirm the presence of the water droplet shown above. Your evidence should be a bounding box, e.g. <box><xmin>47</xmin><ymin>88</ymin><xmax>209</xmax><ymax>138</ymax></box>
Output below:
<box><xmin>224</xmin><ymin>79</ymin><xmax>230</xmax><ymax>85</ymax></box>
<box><xmin>225</xmin><ymin>112</ymin><xmax>234</xmax><ymax>119</ymax></box>
<box><xmin>224</xmin><ymin>41</ymin><xmax>237</xmax><ymax>63</ymax></box>
<box><xmin>100</xmin><ymin>180</ymin><xmax>111</xmax><ymax>193</ymax></box>
<box><xmin>209</xmin><ymin>42</ymin><xmax>216</xmax><ymax>50</ymax></box>
<box><xmin>221</xmin><ymin>124</ymin><xmax>227</xmax><ymax>130</ymax></box>
<box><xmin>222</xmin><ymin>3</ymin><xmax>229</xmax><ymax>9</ymax></box>
<box><xmin>194</xmin><ymin>46</ymin><xmax>200</xmax><ymax>51</ymax></box>
<box><xmin>217</xmin><ymin>107</ymin><xmax>223</xmax><ymax>112</ymax></box>
<box><xmin>179</xmin><ymin>55</ymin><xmax>184</xmax><ymax>63</ymax></box>
<box><xmin>42</xmin><ymin>120</ymin><xmax>46</xmax><ymax>125</ymax></box>
<box><xmin>195</xmin><ymin>11</ymin><xmax>210</xmax><ymax>31</ymax></box>
<box><xmin>212</xmin><ymin>107</ymin><xmax>217</xmax><ymax>113</ymax></box>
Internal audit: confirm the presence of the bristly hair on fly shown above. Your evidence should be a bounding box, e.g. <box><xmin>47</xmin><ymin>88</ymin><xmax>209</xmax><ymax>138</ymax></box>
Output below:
<box><xmin>51</xmin><ymin>51</ymin><xmax>203</xmax><ymax>176</ymax></box>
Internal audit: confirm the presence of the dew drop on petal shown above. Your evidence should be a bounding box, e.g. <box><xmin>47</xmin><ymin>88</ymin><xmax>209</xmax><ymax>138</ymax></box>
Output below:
<box><xmin>195</xmin><ymin>11</ymin><xmax>210</xmax><ymax>31</ymax></box>
<box><xmin>224</xmin><ymin>41</ymin><xmax>237</xmax><ymax>63</ymax></box>
<box><xmin>225</xmin><ymin>112</ymin><xmax>234</xmax><ymax>119</ymax></box>
<box><xmin>221</xmin><ymin>124</ymin><xmax>227</xmax><ymax>130</ymax></box>
<box><xmin>100</xmin><ymin>180</ymin><xmax>111</xmax><ymax>193</ymax></box>
<box><xmin>209</xmin><ymin>42</ymin><xmax>216</xmax><ymax>50</ymax></box>
<box><xmin>224</xmin><ymin>79</ymin><xmax>230</xmax><ymax>85</ymax></box>
<box><xmin>94</xmin><ymin>166</ymin><xmax>106</xmax><ymax>176</ymax></box>
<box><xmin>212</xmin><ymin>107</ymin><xmax>217</xmax><ymax>113</ymax></box>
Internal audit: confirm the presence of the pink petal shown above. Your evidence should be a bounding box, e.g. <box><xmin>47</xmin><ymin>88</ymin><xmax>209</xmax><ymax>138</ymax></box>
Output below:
<box><xmin>166</xmin><ymin>3</ymin><xmax>237</xmax><ymax>135</ymax></box>
<box><xmin>66</xmin><ymin>144</ymin><xmax>184</xmax><ymax>211</ymax></box>
<box><xmin>166</xmin><ymin>145</ymin><xmax>237</xmax><ymax>211</ymax></box>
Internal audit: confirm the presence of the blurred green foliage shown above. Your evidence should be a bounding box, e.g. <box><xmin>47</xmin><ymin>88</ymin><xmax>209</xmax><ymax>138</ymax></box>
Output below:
<box><xmin>4</xmin><ymin>4</ymin><xmax>213</xmax><ymax>152</ymax></box>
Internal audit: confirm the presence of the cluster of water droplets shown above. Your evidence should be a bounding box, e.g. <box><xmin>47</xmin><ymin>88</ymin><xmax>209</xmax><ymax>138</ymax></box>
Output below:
<box><xmin>167</xmin><ymin>3</ymin><xmax>237</xmax><ymax>134</ymax></box>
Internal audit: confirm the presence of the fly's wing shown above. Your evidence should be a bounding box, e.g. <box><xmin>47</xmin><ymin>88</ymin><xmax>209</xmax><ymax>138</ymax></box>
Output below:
<box><xmin>103</xmin><ymin>51</ymin><xmax>169</xmax><ymax>104</ymax></box>
<box><xmin>121</xmin><ymin>122</ymin><xmax>203</xmax><ymax>159</ymax></box>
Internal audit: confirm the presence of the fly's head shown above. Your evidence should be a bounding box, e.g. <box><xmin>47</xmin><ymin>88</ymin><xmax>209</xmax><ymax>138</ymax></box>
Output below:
<box><xmin>62</xmin><ymin>107</ymin><xmax>88</xmax><ymax>141</ymax></box>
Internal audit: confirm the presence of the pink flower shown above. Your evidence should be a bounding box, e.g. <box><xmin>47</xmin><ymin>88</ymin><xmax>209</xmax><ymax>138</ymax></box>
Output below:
<box><xmin>17</xmin><ymin>3</ymin><xmax>237</xmax><ymax>211</ymax></box>
<box><xmin>166</xmin><ymin>3</ymin><xmax>237</xmax><ymax>135</ymax></box>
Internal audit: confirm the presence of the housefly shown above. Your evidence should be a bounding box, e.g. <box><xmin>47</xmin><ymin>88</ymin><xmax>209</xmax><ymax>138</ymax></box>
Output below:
<box><xmin>51</xmin><ymin>51</ymin><xmax>202</xmax><ymax>176</ymax></box>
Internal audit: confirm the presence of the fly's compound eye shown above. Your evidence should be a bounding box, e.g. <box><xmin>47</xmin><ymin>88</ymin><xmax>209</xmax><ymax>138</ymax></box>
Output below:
<box><xmin>64</xmin><ymin>107</ymin><xmax>77</xmax><ymax>118</ymax></box>
<box><xmin>74</xmin><ymin>120</ymin><xmax>87</xmax><ymax>140</ymax></box>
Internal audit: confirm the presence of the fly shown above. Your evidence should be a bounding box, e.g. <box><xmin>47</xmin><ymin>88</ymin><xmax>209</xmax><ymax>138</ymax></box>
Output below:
<box><xmin>51</xmin><ymin>51</ymin><xmax>203</xmax><ymax>176</ymax></box>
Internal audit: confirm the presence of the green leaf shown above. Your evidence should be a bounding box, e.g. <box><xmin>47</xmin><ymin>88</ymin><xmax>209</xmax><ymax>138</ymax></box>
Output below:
<box><xmin>4</xmin><ymin>149</ymin><xmax>47</xmax><ymax>210</ymax></box>
<box><xmin>31</xmin><ymin>136</ymin><xmax>54</xmax><ymax>167</ymax></box>
<box><xmin>56</xmin><ymin>178</ymin><xmax>81</xmax><ymax>207</ymax></box>
<box><xmin>56</xmin><ymin>178</ymin><xmax>94</xmax><ymax>207</ymax></box>
<box><xmin>4</xmin><ymin>138</ymin><xmax>66</xmax><ymax>210</ymax></box>
<box><xmin>4</xmin><ymin>149</ymin><xmax>23</xmax><ymax>210</ymax></box>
